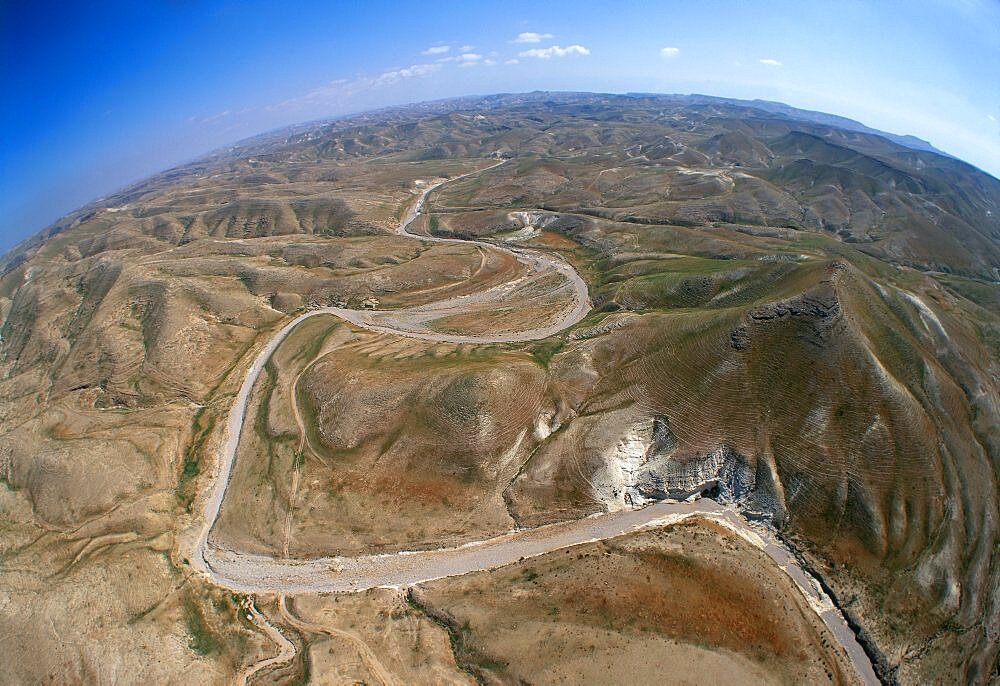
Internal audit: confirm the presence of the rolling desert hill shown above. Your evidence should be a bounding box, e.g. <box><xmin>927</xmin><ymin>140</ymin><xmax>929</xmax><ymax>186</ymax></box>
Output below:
<box><xmin>0</xmin><ymin>92</ymin><xmax>997</xmax><ymax>685</ymax></box>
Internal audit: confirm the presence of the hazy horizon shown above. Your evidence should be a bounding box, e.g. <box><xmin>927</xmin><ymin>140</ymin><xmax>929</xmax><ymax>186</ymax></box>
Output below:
<box><xmin>3</xmin><ymin>0</ymin><xmax>998</xmax><ymax>254</ymax></box>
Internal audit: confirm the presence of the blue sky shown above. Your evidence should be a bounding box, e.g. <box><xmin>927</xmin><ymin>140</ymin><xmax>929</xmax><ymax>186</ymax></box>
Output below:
<box><xmin>2</xmin><ymin>0</ymin><xmax>998</xmax><ymax>253</ymax></box>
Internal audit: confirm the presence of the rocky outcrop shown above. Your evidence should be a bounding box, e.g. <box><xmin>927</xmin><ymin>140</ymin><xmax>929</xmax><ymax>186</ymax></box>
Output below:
<box><xmin>594</xmin><ymin>414</ymin><xmax>773</xmax><ymax>516</ymax></box>
<box><xmin>748</xmin><ymin>291</ymin><xmax>841</xmax><ymax>324</ymax></box>
<box><xmin>636</xmin><ymin>443</ymin><xmax>755</xmax><ymax>503</ymax></box>
<box><xmin>743</xmin><ymin>283</ymin><xmax>844</xmax><ymax>349</ymax></box>
<box><xmin>729</xmin><ymin>325</ymin><xmax>750</xmax><ymax>350</ymax></box>
<box><xmin>568</xmin><ymin>313</ymin><xmax>634</xmax><ymax>341</ymax></box>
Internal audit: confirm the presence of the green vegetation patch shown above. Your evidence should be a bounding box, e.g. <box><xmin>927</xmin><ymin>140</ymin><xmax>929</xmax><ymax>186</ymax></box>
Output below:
<box><xmin>528</xmin><ymin>338</ymin><xmax>566</xmax><ymax>368</ymax></box>
<box><xmin>934</xmin><ymin>274</ymin><xmax>1000</xmax><ymax>313</ymax></box>
<box><xmin>177</xmin><ymin>408</ymin><xmax>216</xmax><ymax>510</ymax></box>
<box><xmin>183</xmin><ymin>599</ymin><xmax>223</xmax><ymax>656</ymax></box>
<box><xmin>407</xmin><ymin>592</ymin><xmax>509</xmax><ymax>684</ymax></box>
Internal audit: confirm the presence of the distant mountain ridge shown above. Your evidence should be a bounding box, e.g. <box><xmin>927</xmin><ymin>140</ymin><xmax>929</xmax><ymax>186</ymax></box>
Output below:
<box><xmin>670</xmin><ymin>93</ymin><xmax>949</xmax><ymax>156</ymax></box>
<box><xmin>4</xmin><ymin>91</ymin><xmax>995</xmax><ymax>275</ymax></box>
<box><xmin>210</xmin><ymin>90</ymin><xmax>952</xmax><ymax>163</ymax></box>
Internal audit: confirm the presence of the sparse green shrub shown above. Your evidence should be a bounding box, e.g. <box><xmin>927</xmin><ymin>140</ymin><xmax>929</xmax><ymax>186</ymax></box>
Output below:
<box><xmin>183</xmin><ymin>600</ymin><xmax>222</xmax><ymax>656</ymax></box>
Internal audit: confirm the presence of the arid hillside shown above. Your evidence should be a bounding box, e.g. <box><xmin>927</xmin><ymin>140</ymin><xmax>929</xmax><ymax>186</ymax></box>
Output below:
<box><xmin>1</xmin><ymin>92</ymin><xmax>997</xmax><ymax>684</ymax></box>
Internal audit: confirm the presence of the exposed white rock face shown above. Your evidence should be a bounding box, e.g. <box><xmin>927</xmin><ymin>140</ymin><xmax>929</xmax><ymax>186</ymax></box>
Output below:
<box><xmin>502</xmin><ymin>227</ymin><xmax>541</xmax><ymax>242</ymax></box>
<box><xmin>509</xmin><ymin>210</ymin><xmax>554</xmax><ymax>229</ymax></box>
<box><xmin>899</xmin><ymin>289</ymin><xmax>949</xmax><ymax>342</ymax></box>
<box><xmin>592</xmin><ymin>418</ymin><xmax>656</xmax><ymax>511</ymax></box>
<box><xmin>592</xmin><ymin>414</ymin><xmax>756</xmax><ymax>511</ymax></box>
<box><xmin>636</xmin><ymin>445</ymin><xmax>755</xmax><ymax>502</ymax></box>
<box><xmin>533</xmin><ymin>410</ymin><xmax>561</xmax><ymax>441</ymax></box>
<box><xmin>638</xmin><ymin>448</ymin><xmax>727</xmax><ymax>499</ymax></box>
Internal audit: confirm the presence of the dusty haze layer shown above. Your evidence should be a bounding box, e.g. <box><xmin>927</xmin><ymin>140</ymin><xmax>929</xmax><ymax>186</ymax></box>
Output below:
<box><xmin>1</xmin><ymin>92</ymin><xmax>998</xmax><ymax>684</ymax></box>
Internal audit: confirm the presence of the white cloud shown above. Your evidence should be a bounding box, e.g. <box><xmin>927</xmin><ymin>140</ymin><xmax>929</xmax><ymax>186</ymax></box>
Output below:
<box><xmin>988</xmin><ymin>114</ymin><xmax>997</xmax><ymax>122</ymax></box>
<box><xmin>660</xmin><ymin>47</ymin><xmax>680</xmax><ymax>58</ymax></box>
<box><xmin>373</xmin><ymin>63</ymin><xmax>441</xmax><ymax>84</ymax></box>
<box><xmin>505</xmin><ymin>58</ymin><xmax>520</xmax><ymax>65</ymax></box>
<box><xmin>459</xmin><ymin>44</ymin><xmax>474</xmax><ymax>52</ymax></box>
<box><xmin>519</xmin><ymin>44</ymin><xmax>590</xmax><ymax>59</ymax></box>
<box><xmin>269</xmin><ymin>63</ymin><xmax>441</xmax><ymax>111</ymax></box>
<box><xmin>759</xmin><ymin>58</ymin><xmax>783</xmax><ymax>66</ymax></box>
<box><xmin>514</xmin><ymin>31</ymin><xmax>553</xmax><ymax>43</ymax></box>
<box><xmin>421</xmin><ymin>45</ymin><xmax>450</xmax><ymax>55</ymax></box>
<box><xmin>202</xmin><ymin>109</ymin><xmax>231</xmax><ymax>124</ymax></box>
<box><xmin>457</xmin><ymin>53</ymin><xmax>484</xmax><ymax>67</ymax></box>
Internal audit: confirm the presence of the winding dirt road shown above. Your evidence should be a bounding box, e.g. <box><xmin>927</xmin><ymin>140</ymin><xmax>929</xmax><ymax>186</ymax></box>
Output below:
<box><xmin>187</xmin><ymin>160</ymin><xmax>878</xmax><ymax>686</ymax></box>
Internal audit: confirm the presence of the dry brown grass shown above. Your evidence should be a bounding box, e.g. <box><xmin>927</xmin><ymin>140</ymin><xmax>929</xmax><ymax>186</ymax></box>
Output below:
<box><xmin>414</xmin><ymin>520</ymin><xmax>853</xmax><ymax>685</ymax></box>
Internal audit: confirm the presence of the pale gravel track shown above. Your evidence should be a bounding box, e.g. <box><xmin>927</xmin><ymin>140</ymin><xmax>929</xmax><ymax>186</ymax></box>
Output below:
<box><xmin>278</xmin><ymin>595</ymin><xmax>396</xmax><ymax>686</ymax></box>
<box><xmin>237</xmin><ymin>598</ymin><xmax>296</xmax><ymax>686</ymax></box>
<box><xmin>187</xmin><ymin>160</ymin><xmax>878</xmax><ymax>686</ymax></box>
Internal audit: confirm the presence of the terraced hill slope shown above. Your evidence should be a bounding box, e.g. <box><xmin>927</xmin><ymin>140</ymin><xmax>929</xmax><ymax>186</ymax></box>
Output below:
<box><xmin>1</xmin><ymin>92</ymin><xmax>997</xmax><ymax>684</ymax></box>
